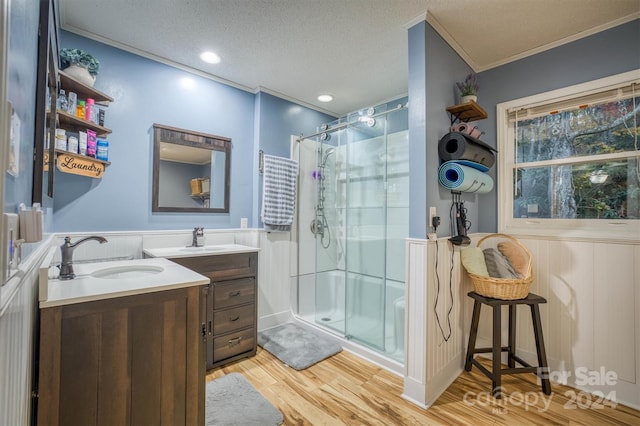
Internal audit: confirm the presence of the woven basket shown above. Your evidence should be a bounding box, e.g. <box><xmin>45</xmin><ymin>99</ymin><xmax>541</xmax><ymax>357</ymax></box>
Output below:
<box><xmin>466</xmin><ymin>233</ymin><xmax>534</xmax><ymax>300</ymax></box>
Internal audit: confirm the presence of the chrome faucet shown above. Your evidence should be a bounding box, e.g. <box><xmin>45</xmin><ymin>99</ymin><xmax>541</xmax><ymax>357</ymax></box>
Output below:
<box><xmin>192</xmin><ymin>227</ymin><xmax>204</xmax><ymax>247</ymax></box>
<box><xmin>59</xmin><ymin>236</ymin><xmax>108</xmax><ymax>280</ymax></box>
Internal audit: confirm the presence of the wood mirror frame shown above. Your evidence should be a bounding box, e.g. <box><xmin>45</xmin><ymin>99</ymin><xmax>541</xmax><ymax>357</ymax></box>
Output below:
<box><xmin>152</xmin><ymin>123</ymin><xmax>231</xmax><ymax>213</ymax></box>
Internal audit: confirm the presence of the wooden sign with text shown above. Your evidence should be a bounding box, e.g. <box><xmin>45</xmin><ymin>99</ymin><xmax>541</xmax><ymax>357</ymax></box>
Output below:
<box><xmin>56</xmin><ymin>153</ymin><xmax>105</xmax><ymax>178</ymax></box>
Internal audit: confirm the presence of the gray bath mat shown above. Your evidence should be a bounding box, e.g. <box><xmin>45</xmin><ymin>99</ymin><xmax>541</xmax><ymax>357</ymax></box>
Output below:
<box><xmin>206</xmin><ymin>373</ymin><xmax>283</xmax><ymax>426</ymax></box>
<box><xmin>258</xmin><ymin>322</ymin><xmax>342</xmax><ymax>370</ymax></box>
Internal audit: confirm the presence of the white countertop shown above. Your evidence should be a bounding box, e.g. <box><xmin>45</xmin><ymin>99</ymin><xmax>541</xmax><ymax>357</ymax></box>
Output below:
<box><xmin>143</xmin><ymin>243</ymin><xmax>259</xmax><ymax>259</ymax></box>
<box><xmin>40</xmin><ymin>257</ymin><xmax>209</xmax><ymax>308</ymax></box>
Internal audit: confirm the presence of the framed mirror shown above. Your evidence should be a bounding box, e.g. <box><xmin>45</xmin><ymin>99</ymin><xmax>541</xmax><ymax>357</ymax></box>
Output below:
<box><xmin>152</xmin><ymin>123</ymin><xmax>231</xmax><ymax>213</ymax></box>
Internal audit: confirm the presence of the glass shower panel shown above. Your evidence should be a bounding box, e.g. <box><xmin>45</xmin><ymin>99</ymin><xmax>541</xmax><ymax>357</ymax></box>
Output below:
<box><xmin>296</xmin><ymin>100</ymin><xmax>408</xmax><ymax>363</ymax></box>
<box><xmin>314</xmin><ymin>126</ymin><xmax>345</xmax><ymax>335</ymax></box>
<box><xmin>384</xmin><ymin>108</ymin><xmax>410</xmax><ymax>360</ymax></box>
<box><xmin>344</xmin><ymin>106</ymin><xmax>388</xmax><ymax>350</ymax></box>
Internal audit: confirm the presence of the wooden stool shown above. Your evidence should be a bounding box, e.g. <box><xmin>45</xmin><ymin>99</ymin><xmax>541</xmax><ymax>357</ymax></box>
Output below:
<box><xmin>464</xmin><ymin>291</ymin><xmax>551</xmax><ymax>398</ymax></box>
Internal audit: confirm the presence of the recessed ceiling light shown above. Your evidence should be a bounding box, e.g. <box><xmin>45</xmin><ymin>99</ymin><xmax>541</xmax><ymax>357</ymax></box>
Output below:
<box><xmin>317</xmin><ymin>94</ymin><xmax>333</xmax><ymax>102</ymax></box>
<box><xmin>200</xmin><ymin>51</ymin><xmax>221</xmax><ymax>64</ymax></box>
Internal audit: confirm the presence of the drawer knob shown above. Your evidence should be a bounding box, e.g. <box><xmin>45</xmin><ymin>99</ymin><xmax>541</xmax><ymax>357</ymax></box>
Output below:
<box><xmin>230</xmin><ymin>316</ymin><xmax>240</xmax><ymax>322</ymax></box>
<box><xmin>228</xmin><ymin>337</ymin><xmax>242</xmax><ymax>346</ymax></box>
<box><xmin>229</xmin><ymin>291</ymin><xmax>241</xmax><ymax>297</ymax></box>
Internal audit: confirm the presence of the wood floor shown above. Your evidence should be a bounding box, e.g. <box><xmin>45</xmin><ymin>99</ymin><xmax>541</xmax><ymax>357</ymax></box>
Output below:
<box><xmin>207</xmin><ymin>348</ymin><xmax>640</xmax><ymax>425</ymax></box>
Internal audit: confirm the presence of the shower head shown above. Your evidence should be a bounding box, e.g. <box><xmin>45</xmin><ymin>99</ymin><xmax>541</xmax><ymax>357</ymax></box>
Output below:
<box><xmin>322</xmin><ymin>148</ymin><xmax>335</xmax><ymax>165</ymax></box>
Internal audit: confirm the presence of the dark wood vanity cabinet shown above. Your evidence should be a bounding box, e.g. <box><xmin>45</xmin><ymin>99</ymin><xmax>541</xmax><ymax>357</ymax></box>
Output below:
<box><xmin>37</xmin><ymin>286</ymin><xmax>205</xmax><ymax>426</ymax></box>
<box><xmin>170</xmin><ymin>251</ymin><xmax>258</xmax><ymax>369</ymax></box>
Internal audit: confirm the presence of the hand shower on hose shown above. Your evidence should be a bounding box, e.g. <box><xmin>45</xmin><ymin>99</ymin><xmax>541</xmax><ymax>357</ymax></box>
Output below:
<box><xmin>311</xmin><ymin>145</ymin><xmax>335</xmax><ymax>248</ymax></box>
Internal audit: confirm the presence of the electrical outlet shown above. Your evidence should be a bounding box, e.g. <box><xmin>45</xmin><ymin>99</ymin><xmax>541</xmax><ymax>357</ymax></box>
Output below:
<box><xmin>429</xmin><ymin>207</ymin><xmax>437</xmax><ymax>229</ymax></box>
<box><xmin>240</xmin><ymin>218</ymin><xmax>248</xmax><ymax>229</ymax></box>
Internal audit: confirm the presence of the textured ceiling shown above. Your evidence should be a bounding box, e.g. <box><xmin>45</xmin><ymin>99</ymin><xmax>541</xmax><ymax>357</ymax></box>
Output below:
<box><xmin>59</xmin><ymin>0</ymin><xmax>640</xmax><ymax>116</ymax></box>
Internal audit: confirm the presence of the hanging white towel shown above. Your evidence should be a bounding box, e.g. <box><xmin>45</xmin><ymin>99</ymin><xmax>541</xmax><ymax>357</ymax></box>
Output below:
<box><xmin>261</xmin><ymin>154</ymin><xmax>299</xmax><ymax>231</ymax></box>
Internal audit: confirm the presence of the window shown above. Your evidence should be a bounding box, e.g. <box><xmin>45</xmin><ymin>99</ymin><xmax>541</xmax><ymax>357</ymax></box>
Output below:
<box><xmin>497</xmin><ymin>71</ymin><xmax>640</xmax><ymax>241</ymax></box>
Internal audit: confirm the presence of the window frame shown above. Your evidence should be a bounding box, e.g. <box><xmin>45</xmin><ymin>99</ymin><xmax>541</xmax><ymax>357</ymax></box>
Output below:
<box><xmin>497</xmin><ymin>70</ymin><xmax>640</xmax><ymax>242</ymax></box>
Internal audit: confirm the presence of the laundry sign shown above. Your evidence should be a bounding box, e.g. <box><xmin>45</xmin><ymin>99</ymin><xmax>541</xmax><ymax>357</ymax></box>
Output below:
<box><xmin>56</xmin><ymin>153</ymin><xmax>105</xmax><ymax>178</ymax></box>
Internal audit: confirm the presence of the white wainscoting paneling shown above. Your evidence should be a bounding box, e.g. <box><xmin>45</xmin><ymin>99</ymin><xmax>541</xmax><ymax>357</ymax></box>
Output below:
<box><xmin>403</xmin><ymin>237</ymin><xmax>468</xmax><ymax>408</ymax></box>
<box><xmin>0</xmin><ymin>239</ymin><xmax>50</xmax><ymax>426</ymax></box>
<box><xmin>257</xmin><ymin>231</ymin><xmax>293</xmax><ymax>330</ymax></box>
<box><xmin>467</xmin><ymin>235</ymin><xmax>640</xmax><ymax>409</ymax></box>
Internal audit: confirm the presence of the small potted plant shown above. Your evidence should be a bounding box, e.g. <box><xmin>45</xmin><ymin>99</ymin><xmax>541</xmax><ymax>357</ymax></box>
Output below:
<box><xmin>60</xmin><ymin>48</ymin><xmax>100</xmax><ymax>86</ymax></box>
<box><xmin>456</xmin><ymin>73</ymin><xmax>478</xmax><ymax>104</ymax></box>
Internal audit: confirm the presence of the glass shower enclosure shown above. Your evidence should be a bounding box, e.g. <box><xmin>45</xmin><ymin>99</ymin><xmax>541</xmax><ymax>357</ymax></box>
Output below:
<box><xmin>295</xmin><ymin>102</ymin><xmax>409</xmax><ymax>362</ymax></box>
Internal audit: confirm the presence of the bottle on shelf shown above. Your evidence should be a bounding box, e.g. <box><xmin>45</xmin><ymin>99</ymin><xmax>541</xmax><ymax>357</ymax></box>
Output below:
<box><xmin>85</xmin><ymin>98</ymin><xmax>95</xmax><ymax>123</ymax></box>
<box><xmin>76</xmin><ymin>100</ymin><xmax>85</xmax><ymax>119</ymax></box>
<box><xmin>56</xmin><ymin>89</ymin><xmax>68</xmax><ymax>112</ymax></box>
<box><xmin>55</xmin><ymin>128</ymin><xmax>67</xmax><ymax>151</ymax></box>
<box><xmin>98</xmin><ymin>108</ymin><xmax>105</xmax><ymax>126</ymax></box>
<box><xmin>67</xmin><ymin>135</ymin><xmax>79</xmax><ymax>154</ymax></box>
<box><xmin>86</xmin><ymin>129</ymin><xmax>97</xmax><ymax>157</ymax></box>
<box><xmin>96</xmin><ymin>139</ymin><xmax>108</xmax><ymax>161</ymax></box>
<box><xmin>67</xmin><ymin>92</ymin><xmax>77</xmax><ymax>115</ymax></box>
<box><xmin>78</xmin><ymin>131</ymin><xmax>87</xmax><ymax>155</ymax></box>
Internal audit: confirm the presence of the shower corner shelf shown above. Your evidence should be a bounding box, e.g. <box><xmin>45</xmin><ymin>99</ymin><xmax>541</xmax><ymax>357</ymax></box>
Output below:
<box><xmin>446</xmin><ymin>100</ymin><xmax>488</xmax><ymax>124</ymax></box>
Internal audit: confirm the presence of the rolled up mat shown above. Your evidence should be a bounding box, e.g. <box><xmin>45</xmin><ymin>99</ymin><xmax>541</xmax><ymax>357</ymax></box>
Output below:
<box><xmin>438</xmin><ymin>132</ymin><xmax>496</xmax><ymax>169</ymax></box>
<box><xmin>450</xmin><ymin>123</ymin><xmax>482</xmax><ymax>138</ymax></box>
<box><xmin>438</xmin><ymin>161</ymin><xmax>494</xmax><ymax>194</ymax></box>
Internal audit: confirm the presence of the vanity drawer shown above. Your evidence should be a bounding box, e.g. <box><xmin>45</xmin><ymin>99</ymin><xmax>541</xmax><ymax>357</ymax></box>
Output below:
<box><xmin>213</xmin><ymin>278</ymin><xmax>255</xmax><ymax>309</ymax></box>
<box><xmin>213</xmin><ymin>328</ymin><xmax>255</xmax><ymax>363</ymax></box>
<box><xmin>171</xmin><ymin>252</ymin><xmax>257</xmax><ymax>281</ymax></box>
<box><xmin>213</xmin><ymin>304</ymin><xmax>255</xmax><ymax>335</ymax></box>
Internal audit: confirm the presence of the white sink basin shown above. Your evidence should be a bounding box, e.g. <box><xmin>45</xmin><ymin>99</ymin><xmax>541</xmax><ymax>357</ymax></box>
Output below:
<box><xmin>90</xmin><ymin>264</ymin><xmax>164</xmax><ymax>279</ymax></box>
<box><xmin>40</xmin><ymin>257</ymin><xmax>210</xmax><ymax>308</ymax></box>
<box><xmin>143</xmin><ymin>244</ymin><xmax>259</xmax><ymax>259</ymax></box>
<box><xmin>179</xmin><ymin>246</ymin><xmax>226</xmax><ymax>253</ymax></box>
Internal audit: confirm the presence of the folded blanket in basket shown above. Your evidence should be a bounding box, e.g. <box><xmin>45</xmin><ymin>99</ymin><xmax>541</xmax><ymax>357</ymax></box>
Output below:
<box><xmin>497</xmin><ymin>241</ymin><xmax>528</xmax><ymax>277</ymax></box>
<box><xmin>261</xmin><ymin>154</ymin><xmax>299</xmax><ymax>231</ymax></box>
<box><xmin>483</xmin><ymin>248</ymin><xmax>520</xmax><ymax>279</ymax></box>
<box><xmin>460</xmin><ymin>247</ymin><xmax>489</xmax><ymax>277</ymax></box>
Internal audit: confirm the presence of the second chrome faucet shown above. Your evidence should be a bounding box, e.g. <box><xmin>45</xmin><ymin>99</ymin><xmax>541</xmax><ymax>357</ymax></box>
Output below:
<box><xmin>192</xmin><ymin>227</ymin><xmax>204</xmax><ymax>247</ymax></box>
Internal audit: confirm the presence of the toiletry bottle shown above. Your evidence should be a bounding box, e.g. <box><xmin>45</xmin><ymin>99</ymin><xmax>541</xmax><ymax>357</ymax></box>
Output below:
<box><xmin>67</xmin><ymin>92</ymin><xmax>77</xmax><ymax>115</ymax></box>
<box><xmin>78</xmin><ymin>131</ymin><xmax>87</xmax><ymax>155</ymax></box>
<box><xmin>98</xmin><ymin>109</ymin><xmax>105</xmax><ymax>126</ymax></box>
<box><xmin>55</xmin><ymin>128</ymin><xmax>67</xmax><ymax>151</ymax></box>
<box><xmin>96</xmin><ymin>139</ymin><xmax>108</xmax><ymax>161</ymax></box>
<box><xmin>67</xmin><ymin>135</ymin><xmax>79</xmax><ymax>154</ymax></box>
<box><xmin>56</xmin><ymin>89</ymin><xmax>68</xmax><ymax>112</ymax></box>
<box><xmin>85</xmin><ymin>98</ymin><xmax>95</xmax><ymax>123</ymax></box>
<box><xmin>76</xmin><ymin>100</ymin><xmax>85</xmax><ymax>119</ymax></box>
<box><xmin>86</xmin><ymin>129</ymin><xmax>97</xmax><ymax>157</ymax></box>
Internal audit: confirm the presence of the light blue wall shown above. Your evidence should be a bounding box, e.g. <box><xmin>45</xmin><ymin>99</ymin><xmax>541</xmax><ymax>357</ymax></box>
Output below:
<box><xmin>407</xmin><ymin>22</ymin><xmax>428</xmax><ymax>238</ymax></box>
<box><xmin>476</xmin><ymin>19</ymin><xmax>640</xmax><ymax>232</ymax></box>
<box><xmin>254</xmin><ymin>91</ymin><xmax>335</xmax><ymax>226</ymax></box>
<box><xmin>425</xmin><ymin>23</ymin><xmax>479</xmax><ymax>237</ymax></box>
<box><xmin>408</xmin><ymin>21</ymin><xmax>476</xmax><ymax>239</ymax></box>
<box><xmin>21</xmin><ymin>20</ymin><xmax>640</xmax><ymax>235</ymax></box>
<box><xmin>54</xmin><ymin>32</ymin><xmax>254</xmax><ymax>230</ymax></box>
<box><xmin>408</xmin><ymin>19</ymin><xmax>639</xmax><ymax>238</ymax></box>
<box><xmin>53</xmin><ymin>33</ymin><xmax>335</xmax><ymax>232</ymax></box>
<box><xmin>4</xmin><ymin>0</ymin><xmax>39</xmax><ymax>214</ymax></box>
